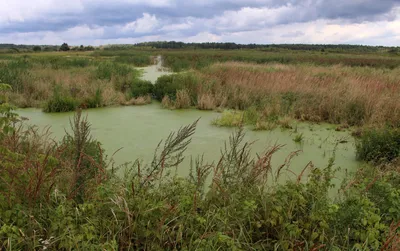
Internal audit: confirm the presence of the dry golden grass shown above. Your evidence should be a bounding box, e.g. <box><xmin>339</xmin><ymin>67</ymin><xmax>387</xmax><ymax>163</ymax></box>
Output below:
<box><xmin>10</xmin><ymin>66</ymin><xmax>122</xmax><ymax>108</ymax></box>
<box><xmin>124</xmin><ymin>95</ymin><xmax>152</xmax><ymax>106</ymax></box>
<box><xmin>174</xmin><ymin>89</ymin><xmax>191</xmax><ymax>109</ymax></box>
<box><xmin>161</xmin><ymin>95</ymin><xmax>173</xmax><ymax>108</ymax></box>
<box><xmin>197</xmin><ymin>93</ymin><xmax>216</xmax><ymax>110</ymax></box>
<box><xmin>196</xmin><ymin>62</ymin><xmax>400</xmax><ymax>126</ymax></box>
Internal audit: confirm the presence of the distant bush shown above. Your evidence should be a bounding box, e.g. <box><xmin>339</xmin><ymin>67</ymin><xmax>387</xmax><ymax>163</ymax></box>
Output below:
<box><xmin>154</xmin><ymin>73</ymin><xmax>199</xmax><ymax>101</ymax></box>
<box><xmin>43</xmin><ymin>86</ymin><xmax>78</xmax><ymax>112</ymax></box>
<box><xmin>153</xmin><ymin>75</ymin><xmax>183</xmax><ymax>101</ymax></box>
<box><xmin>356</xmin><ymin>128</ymin><xmax>400</xmax><ymax>163</ymax></box>
<box><xmin>59</xmin><ymin>43</ymin><xmax>70</xmax><ymax>51</ymax></box>
<box><xmin>130</xmin><ymin>79</ymin><xmax>153</xmax><ymax>98</ymax></box>
<box><xmin>33</xmin><ymin>46</ymin><xmax>41</xmax><ymax>52</ymax></box>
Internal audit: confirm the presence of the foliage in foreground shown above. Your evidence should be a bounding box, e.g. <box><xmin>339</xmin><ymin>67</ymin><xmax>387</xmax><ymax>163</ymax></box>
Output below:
<box><xmin>0</xmin><ymin>107</ymin><xmax>399</xmax><ymax>250</ymax></box>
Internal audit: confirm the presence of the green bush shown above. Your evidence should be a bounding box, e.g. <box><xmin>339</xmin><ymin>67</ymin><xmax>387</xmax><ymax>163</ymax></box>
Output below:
<box><xmin>153</xmin><ymin>73</ymin><xmax>199</xmax><ymax>101</ymax></box>
<box><xmin>356</xmin><ymin>128</ymin><xmax>400</xmax><ymax>163</ymax></box>
<box><xmin>130</xmin><ymin>79</ymin><xmax>153</xmax><ymax>98</ymax></box>
<box><xmin>154</xmin><ymin>74</ymin><xmax>182</xmax><ymax>101</ymax></box>
<box><xmin>43</xmin><ymin>86</ymin><xmax>78</xmax><ymax>112</ymax></box>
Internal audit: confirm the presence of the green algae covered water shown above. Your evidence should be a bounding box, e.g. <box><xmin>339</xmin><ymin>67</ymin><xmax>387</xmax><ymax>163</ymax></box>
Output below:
<box><xmin>18</xmin><ymin>102</ymin><xmax>359</xmax><ymax>189</ymax></box>
<box><xmin>16</xmin><ymin>61</ymin><xmax>360</xmax><ymax>190</ymax></box>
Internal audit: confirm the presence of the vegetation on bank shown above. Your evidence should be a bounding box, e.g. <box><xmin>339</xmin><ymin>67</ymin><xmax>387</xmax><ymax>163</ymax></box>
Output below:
<box><xmin>356</xmin><ymin>128</ymin><xmax>400</xmax><ymax>164</ymax></box>
<box><xmin>0</xmin><ymin>98</ymin><xmax>399</xmax><ymax>249</ymax></box>
<box><xmin>152</xmin><ymin>62</ymin><xmax>399</xmax><ymax>128</ymax></box>
<box><xmin>159</xmin><ymin>50</ymin><xmax>400</xmax><ymax>72</ymax></box>
<box><xmin>1</xmin><ymin>48</ymin><xmax>399</xmax><ymax>129</ymax></box>
<box><xmin>0</xmin><ymin>54</ymin><xmax>154</xmax><ymax>111</ymax></box>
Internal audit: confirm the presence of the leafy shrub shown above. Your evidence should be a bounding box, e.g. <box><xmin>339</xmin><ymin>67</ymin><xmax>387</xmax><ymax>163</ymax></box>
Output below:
<box><xmin>153</xmin><ymin>74</ymin><xmax>183</xmax><ymax>101</ymax></box>
<box><xmin>153</xmin><ymin>73</ymin><xmax>199</xmax><ymax>101</ymax></box>
<box><xmin>130</xmin><ymin>79</ymin><xmax>153</xmax><ymax>98</ymax></box>
<box><xmin>356</xmin><ymin>128</ymin><xmax>400</xmax><ymax>163</ymax></box>
<box><xmin>43</xmin><ymin>86</ymin><xmax>78</xmax><ymax>112</ymax></box>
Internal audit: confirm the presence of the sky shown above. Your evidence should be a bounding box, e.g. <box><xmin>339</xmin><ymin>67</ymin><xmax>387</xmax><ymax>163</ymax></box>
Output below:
<box><xmin>0</xmin><ymin>0</ymin><xmax>399</xmax><ymax>46</ymax></box>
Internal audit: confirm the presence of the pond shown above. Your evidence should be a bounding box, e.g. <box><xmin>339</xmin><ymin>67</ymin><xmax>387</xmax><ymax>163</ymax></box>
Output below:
<box><xmin>17</xmin><ymin>60</ymin><xmax>360</xmax><ymax>191</ymax></box>
<box><xmin>18</xmin><ymin>103</ymin><xmax>359</xmax><ymax>187</ymax></box>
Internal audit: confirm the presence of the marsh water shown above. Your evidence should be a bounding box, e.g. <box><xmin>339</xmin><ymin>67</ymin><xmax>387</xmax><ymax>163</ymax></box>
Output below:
<box><xmin>18</xmin><ymin>104</ymin><xmax>358</xmax><ymax>184</ymax></box>
<box><xmin>17</xmin><ymin>61</ymin><xmax>360</xmax><ymax>189</ymax></box>
<box><xmin>137</xmin><ymin>55</ymin><xmax>169</xmax><ymax>83</ymax></box>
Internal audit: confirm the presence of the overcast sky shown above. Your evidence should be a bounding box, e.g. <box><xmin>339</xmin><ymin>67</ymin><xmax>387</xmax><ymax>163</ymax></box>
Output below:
<box><xmin>1</xmin><ymin>0</ymin><xmax>399</xmax><ymax>46</ymax></box>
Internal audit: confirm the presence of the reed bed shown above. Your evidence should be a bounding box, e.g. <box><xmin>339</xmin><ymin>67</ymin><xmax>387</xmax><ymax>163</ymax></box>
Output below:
<box><xmin>194</xmin><ymin>62</ymin><xmax>400</xmax><ymax>127</ymax></box>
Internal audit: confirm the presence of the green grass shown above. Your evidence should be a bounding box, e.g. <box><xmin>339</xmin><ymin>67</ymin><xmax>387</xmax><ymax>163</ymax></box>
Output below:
<box><xmin>356</xmin><ymin>128</ymin><xmax>400</xmax><ymax>163</ymax></box>
<box><xmin>43</xmin><ymin>85</ymin><xmax>78</xmax><ymax>112</ymax></box>
<box><xmin>212</xmin><ymin>110</ymin><xmax>243</xmax><ymax>127</ymax></box>
<box><xmin>293</xmin><ymin>133</ymin><xmax>304</xmax><ymax>143</ymax></box>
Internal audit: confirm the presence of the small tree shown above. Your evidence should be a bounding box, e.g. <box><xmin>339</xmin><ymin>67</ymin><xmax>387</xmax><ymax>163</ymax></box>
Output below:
<box><xmin>33</xmin><ymin>46</ymin><xmax>42</xmax><ymax>52</ymax></box>
<box><xmin>59</xmin><ymin>43</ymin><xmax>70</xmax><ymax>51</ymax></box>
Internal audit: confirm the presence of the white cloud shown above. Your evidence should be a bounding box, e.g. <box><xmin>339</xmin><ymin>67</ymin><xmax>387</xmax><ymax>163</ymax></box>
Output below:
<box><xmin>0</xmin><ymin>0</ymin><xmax>84</xmax><ymax>23</ymax></box>
<box><xmin>161</xmin><ymin>21</ymin><xmax>193</xmax><ymax>32</ymax></box>
<box><xmin>63</xmin><ymin>25</ymin><xmax>104</xmax><ymax>38</ymax></box>
<box><xmin>210</xmin><ymin>5</ymin><xmax>297</xmax><ymax>31</ymax></box>
<box><xmin>122</xmin><ymin>13</ymin><xmax>159</xmax><ymax>33</ymax></box>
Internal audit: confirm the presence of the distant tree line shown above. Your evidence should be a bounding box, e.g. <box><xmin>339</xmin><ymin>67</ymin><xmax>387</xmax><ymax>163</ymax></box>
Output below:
<box><xmin>0</xmin><ymin>43</ymin><xmax>96</xmax><ymax>53</ymax></box>
<box><xmin>0</xmin><ymin>44</ymin><xmax>59</xmax><ymax>53</ymax></box>
<box><xmin>71</xmin><ymin>45</ymin><xmax>95</xmax><ymax>51</ymax></box>
<box><xmin>132</xmin><ymin>41</ymin><xmax>399</xmax><ymax>53</ymax></box>
<box><xmin>1</xmin><ymin>42</ymin><xmax>399</xmax><ymax>54</ymax></box>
